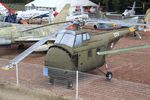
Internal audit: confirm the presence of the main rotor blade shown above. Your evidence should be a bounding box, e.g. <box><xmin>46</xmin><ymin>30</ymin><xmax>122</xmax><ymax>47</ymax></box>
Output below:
<box><xmin>2</xmin><ymin>34</ymin><xmax>53</xmax><ymax>70</ymax></box>
<box><xmin>97</xmin><ymin>44</ymin><xmax>150</xmax><ymax>55</ymax></box>
<box><xmin>21</xmin><ymin>21</ymin><xmax>72</xmax><ymax>32</ymax></box>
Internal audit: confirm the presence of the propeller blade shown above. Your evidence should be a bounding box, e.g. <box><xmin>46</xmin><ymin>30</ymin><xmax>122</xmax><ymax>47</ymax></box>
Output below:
<box><xmin>97</xmin><ymin>44</ymin><xmax>150</xmax><ymax>55</ymax></box>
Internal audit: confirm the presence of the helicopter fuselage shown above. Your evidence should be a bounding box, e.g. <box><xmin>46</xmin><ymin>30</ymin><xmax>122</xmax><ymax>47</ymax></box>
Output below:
<box><xmin>44</xmin><ymin>28</ymin><xmax>134</xmax><ymax>79</ymax></box>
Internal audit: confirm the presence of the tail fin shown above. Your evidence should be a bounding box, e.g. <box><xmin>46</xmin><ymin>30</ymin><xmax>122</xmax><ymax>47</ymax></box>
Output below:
<box><xmin>0</xmin><ymin>2</ymin><xmax>9</xmax><ymax>15</ymax></box>
<box><xmin>94</xmin><ymin>9</ymin><xmax>101</xmax><ymax>18</ymax></box>
<box><xmin>131</xmin><ymin>1</ymin><xmax>136</xmax><ymax>11</ymax></box>
<box><xmin>94</xmin><ymin>8</ymin><xmax>107</xmax><ymax>19</ymax></box>
<box><xmin>53</xmin><ymin>4</ymin><xmax>70</xmax><ymax>23</ymax></box>
<box><xmin>145</xmin><ymin>8</ymin><xmax>150</xmax><ymax>23</ymax></box>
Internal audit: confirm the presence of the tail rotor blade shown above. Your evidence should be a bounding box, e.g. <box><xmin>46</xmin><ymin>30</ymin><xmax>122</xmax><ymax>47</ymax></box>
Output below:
<box><xmin>135</xmin><ymin>31</ymin><xmax>142</xmax><ymax>39</ymax></box>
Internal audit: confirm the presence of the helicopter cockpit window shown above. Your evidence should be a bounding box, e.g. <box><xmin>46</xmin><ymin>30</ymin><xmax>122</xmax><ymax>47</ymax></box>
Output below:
<box><xmin>74</xmin><ymin>32</ymin><xmax>90</xmax><ymax>47</ymax></box>
<box><xmin>55</xmin><ymin>33</ymin><xmax>64</xmax><ymax>43</ymax></box>
<box><xmin>55</xmin><ymin>30</ymin><xmax>75</xmax><ymax>47</ymax></box>
<box><xmin>83</xmin><ymin>33</ymin><xmax>90</xmax><ymax>41</ymax></box>
<box><xmin>74</xmin><ymin>34</ymin><xmax>82</xmax><ymax>47</ymax></box>
<box><xmin>87</xmin><ymin>33</ymin><xmax>90</xmax><ymax>40</ymax></box>
<box><xmin>83</xmin><ymin>34</ymin><xmax>86</xmax><ymax>41</ymax></box>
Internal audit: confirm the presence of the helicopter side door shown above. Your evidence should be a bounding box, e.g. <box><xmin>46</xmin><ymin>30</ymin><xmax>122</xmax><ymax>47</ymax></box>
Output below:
<box><xmin>74</xmin><ymin>33</ymin><xmax>107</xmax><ymax>71</ymax></box>
<box><xmin>74</xmin><ymin>33</ymin><xmax>94</xmax><ymax>71</ymax></box>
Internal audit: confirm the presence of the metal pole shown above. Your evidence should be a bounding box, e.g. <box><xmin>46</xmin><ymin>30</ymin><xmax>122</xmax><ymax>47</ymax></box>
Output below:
<box><xmin>48</xmin><ymin>10</ymin><xmax>52</xmax><ymax>24</ymax></box>
<box><xmin>76</xmin><ymin>70</ymin><xmax>79</xmax><ymax>100</ymax></box>
<box><xmin>15</xmin><ymin>64</ymin><xmax>19</xmax><ymax>86</ymax></box>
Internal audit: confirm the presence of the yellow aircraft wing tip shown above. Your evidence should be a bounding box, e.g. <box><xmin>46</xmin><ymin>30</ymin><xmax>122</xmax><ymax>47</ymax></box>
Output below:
<box><xmin>129</xmin><ymin>27</ymin><xmax>136</xmax><ymax>32</ymax></box>
<box><xmin>1</xmin><ymin>67</ymin><xmax>10</xmax><ymax>71</ymax></box>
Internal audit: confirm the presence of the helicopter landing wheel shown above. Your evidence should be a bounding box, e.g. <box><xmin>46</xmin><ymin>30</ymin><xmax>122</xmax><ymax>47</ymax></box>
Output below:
<box><xmin>67</xmin><ymin>81</ymin><xmax>73</xmax><ymax>89</ymax></box>
<box><xmin>48</xmin><ymin>77</ymin><xmax>55</xmax><ymax>85</ymax></box>
<box><xmin>106</xmin><ymin>72</ymin><xmax>113</xmax><ymax>81</ymax></box>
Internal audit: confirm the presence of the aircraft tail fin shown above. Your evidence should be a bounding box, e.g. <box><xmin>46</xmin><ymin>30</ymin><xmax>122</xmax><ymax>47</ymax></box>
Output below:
<box><xmin>53</xmin><ymin>4</ymin><xmax>70</xmax><ymax>23</ymax></box>
<box><xmin>94</xmin><ymin>8</ymin><xmax>107</xmax><ymax>19</ymax></box>
<box><xmin>93</xmin><ymin>9</ymin><xmax>101</xmax><ymax>18</ymax></box>
<box><xmin>145</xmin><ymin>8</ymin><xmax>150</xmax><ymax>23</ymax></box>
<box><xmin>0</xmin><ymin>2</ymin><xmax>9</xmax><ymax>15</ymax></box>
<box><xmin>131</xmin><ymin>1</ymin><xmax>136</xmax><ymax>11</ymax></box>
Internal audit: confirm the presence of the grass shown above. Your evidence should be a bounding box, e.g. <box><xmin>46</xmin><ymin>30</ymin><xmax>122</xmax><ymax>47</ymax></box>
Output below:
<box><xmin>0</xmin><ymin>83</ymin><xmax>71</xmax><ymax>100</ymax></box>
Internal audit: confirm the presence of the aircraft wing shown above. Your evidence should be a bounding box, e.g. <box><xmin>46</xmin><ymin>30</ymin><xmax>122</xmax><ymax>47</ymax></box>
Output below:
<box><xmin>108</xmin><ymin>20</ymin><xmax>150</xmax><ymax>27</ymax></box>
<box><xmin>106</xmin><ymin>13</ymin><xmax>145</xmax><ymax>17</ymax></box>
<box><xmin>106</xmin><ymin>13</ymin><xmax>122</xmax><ymax>16</ymax></box>
<box><xmin>130</xmin><ymin>15</ymin><xmax>145</xmax><ymax>17</ymax></box>
<box><xmin>0</xmin><ymin>22</ymin><xmax>13</xmax><ymax>27</ymax></box>
<box><xmin>14</xmin><ymin>22</ymin><xmax>71</xmax><ymax>43</ymax></box>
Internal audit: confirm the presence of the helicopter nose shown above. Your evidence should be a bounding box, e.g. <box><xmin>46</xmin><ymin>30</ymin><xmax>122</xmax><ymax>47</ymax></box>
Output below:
<box><xmin>45</xmin><ymin>46</ymin><xmax>75</xmax><ymax>70</ymax></box>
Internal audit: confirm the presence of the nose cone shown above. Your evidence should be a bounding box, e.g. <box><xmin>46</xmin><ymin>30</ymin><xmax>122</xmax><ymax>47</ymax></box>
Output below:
<box><xmin>45</xmin><ymin>46</ymin><xmax>75</xmax><ymax>70</ymax></box>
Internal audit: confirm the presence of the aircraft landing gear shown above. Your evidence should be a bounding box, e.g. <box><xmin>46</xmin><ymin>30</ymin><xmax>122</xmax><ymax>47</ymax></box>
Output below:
<box><xmin>105</xmin><ymin>64</ymin><xmax>113</xmax><ymax>81</ymax></box>
<box><xmin>67</xmin><ymin>81</ymin><xmax>73</xmax><ymax>89</ymax></box>
<box><xmin>106</xmin><ymin>72</ymin><xmax>113</xmax><ymax>80</ymax></box>
<box><xmin>97</xmin><ymin>63</ymin><xmax>113</xmax><ymax>81</ymax></box>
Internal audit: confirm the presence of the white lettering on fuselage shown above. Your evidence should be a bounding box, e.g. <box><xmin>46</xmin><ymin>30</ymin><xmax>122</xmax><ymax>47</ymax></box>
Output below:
<box><xmin>113</xmin><ymin>32</ymin><xmax>120</xmax><ymax>37</ymax></box>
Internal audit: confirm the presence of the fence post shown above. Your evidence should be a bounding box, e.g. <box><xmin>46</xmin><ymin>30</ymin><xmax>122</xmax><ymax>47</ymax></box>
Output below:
<box><xmin>15</xmin><ymin>63</ymin><xmax>19</xmax><ymax>86</ymax></box>
<box><xmin>76</xmin><ymin>70</ymin><xmax>79</xmax><ymax>100</ymax></box>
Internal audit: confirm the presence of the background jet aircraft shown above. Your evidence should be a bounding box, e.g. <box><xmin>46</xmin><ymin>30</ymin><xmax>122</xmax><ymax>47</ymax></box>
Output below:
<box><xmin>84</xmin><ymin>3</ymin><xmax>148</xmax><ymax>32</ymax></box>
<box><xmin>106</xmin><ymin>1</ymin><xmax>144</xmax><ymax>18</ymax></box>
<box><xmin>86</xmin><ymin>17</ymin><xmax>141</xmax><ymax>29</ymax></box>
<box><xmin>0</xmin><ymin>2</ymin><xmax>49</xmax><ymax>23</ymax></box>
<box><xmin>16</xmin><ymin>9</ymin><xmax>50</xmax><ymax>21</ymax></box>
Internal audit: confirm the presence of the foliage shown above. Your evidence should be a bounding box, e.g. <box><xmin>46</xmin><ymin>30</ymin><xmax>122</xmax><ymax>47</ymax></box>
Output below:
<box><xmin>91</xmin><ymin>0</ymin><xmax>150</xmax><ymax>13</ymax></box>
<box><xmin>1</xmin><ymin>0</ymin><xmax>150</xmax><ymax>13</ymax></box>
